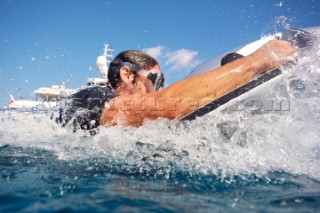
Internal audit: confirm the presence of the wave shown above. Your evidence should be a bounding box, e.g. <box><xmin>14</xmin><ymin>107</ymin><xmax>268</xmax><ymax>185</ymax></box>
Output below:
<box><xmin>1</xmin><ymin>30</ymin><xmax>320</xmax><ymax>183</ymax></box>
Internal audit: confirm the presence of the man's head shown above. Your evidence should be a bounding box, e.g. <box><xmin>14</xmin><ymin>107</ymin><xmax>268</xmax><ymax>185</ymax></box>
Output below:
<box><xmin>108</xmin><ymin>50</ymin><xmax>164</xmax><ymax>95</ymax></box>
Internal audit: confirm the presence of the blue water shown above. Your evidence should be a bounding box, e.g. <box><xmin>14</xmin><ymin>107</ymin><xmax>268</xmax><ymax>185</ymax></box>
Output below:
<box><xmin>0</xmin><ymin>144</ymin><xmax>319</xmax><ymax>213</ymax></box>
<box><xmin>1</xmin><ymin>29</ymin><xmax>320</xmax><ymax>212</ymax></box>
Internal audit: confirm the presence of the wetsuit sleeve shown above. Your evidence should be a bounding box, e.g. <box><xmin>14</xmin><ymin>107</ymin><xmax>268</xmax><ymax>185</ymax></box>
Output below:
<box><xmin>56</xmin><ymin>87</ymin><xmax>116</xmax><ymax>130</ymax></box>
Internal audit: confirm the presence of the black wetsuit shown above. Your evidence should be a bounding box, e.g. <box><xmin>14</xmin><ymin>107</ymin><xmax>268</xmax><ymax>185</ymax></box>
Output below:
<box><xmin>55</xmin><ymin>86</ymin><xmax>116</xmax><ymax>131</ymax></box>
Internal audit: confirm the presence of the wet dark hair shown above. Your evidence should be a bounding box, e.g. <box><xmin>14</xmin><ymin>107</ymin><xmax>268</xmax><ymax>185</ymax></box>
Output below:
<box><xmin>108</xmin><ymin>50</ymin><xmax>159</xmax><ymax>89</ymax></box>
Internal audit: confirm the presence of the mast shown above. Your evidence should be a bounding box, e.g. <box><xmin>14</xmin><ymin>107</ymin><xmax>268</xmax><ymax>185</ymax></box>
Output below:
<box><xmin>96</xmin><ymin>43</ymin><xmax>113</xmax><ymax>79</ymax></box>
<box><xmin>104</xmin><ymin>43</ymin><xmax>114</xmax><ymax>68</ymax></box>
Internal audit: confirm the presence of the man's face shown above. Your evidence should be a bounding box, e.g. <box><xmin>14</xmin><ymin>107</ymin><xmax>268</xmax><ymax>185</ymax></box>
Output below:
<box><xmin>130</xmin><ymin>64</ymin><xmax>161</xmax><ymax>94</ymax></box>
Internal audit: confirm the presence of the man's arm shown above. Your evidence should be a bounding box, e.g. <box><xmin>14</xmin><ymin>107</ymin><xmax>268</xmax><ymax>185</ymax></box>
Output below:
<box><xmin>100</xmin><ymin>40</ymin><xmax>296</xmax><ymax>126</ymax></box>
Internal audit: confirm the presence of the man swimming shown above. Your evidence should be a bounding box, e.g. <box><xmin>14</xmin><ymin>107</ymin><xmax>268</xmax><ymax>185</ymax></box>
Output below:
<box><xmin>57</xmin><ymin>40</ymin><xmax>295</xmax><ymax>129</ymax></box>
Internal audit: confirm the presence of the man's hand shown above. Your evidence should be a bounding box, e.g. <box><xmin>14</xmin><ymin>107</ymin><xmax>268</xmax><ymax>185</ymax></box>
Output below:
<box><xmin>253</xmin><ymin>40</ymin><xmax>296</xmax><ymax>74</ymax></box>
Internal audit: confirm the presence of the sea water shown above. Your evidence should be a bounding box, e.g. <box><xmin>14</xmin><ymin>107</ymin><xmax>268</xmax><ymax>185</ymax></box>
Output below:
<box><xmin>1</xmin><ymin>32</ymin><xmax>320</xmax><ymax>212</ymax></box>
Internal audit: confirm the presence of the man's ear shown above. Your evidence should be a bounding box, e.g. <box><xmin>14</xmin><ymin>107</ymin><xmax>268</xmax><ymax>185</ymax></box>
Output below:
<box><xmin>119</xmin><ymin>66</ymin><xmax>134</xmax><ymax>85</ymax></box>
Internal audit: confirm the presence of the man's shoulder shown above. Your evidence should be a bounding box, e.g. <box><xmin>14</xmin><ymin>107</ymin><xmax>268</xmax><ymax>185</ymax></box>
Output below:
<box><xmin>73</xmin><ymin>86</ymin><xmax>116</xmax><ymax>99</ymax></box>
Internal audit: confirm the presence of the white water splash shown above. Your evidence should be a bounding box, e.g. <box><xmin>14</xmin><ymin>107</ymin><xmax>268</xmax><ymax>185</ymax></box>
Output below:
<box><xmin>1</xmin><ymin>29</ymin><xmax>320</xmax><ymax>181</ymax></box>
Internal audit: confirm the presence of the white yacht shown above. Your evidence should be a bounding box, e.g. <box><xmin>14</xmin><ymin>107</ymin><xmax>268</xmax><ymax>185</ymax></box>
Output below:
<box><xmin>7</xmin><ymin>95</ymin><xmax>58</xmax><ymax>110</ymax></box>
<box><xmin>33</xmin><ymin>85</ymin><xmax>76</xmax><ymax>101</ymax></box>
<box><xmin>6</xmin><ymin>43</ymin><xmax>114</xmax><ymax>110</ymax></box>
<box><xmin>86</xmin><ymin>43</ymin><xmax>113</xmax><ymax>87</ymax></box>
